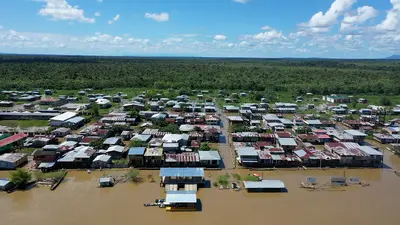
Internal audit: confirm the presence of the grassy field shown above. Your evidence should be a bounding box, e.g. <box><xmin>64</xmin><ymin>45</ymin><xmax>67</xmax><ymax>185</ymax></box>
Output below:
<box><xmin>0</xmin><ymin>120</ymin><xmax>49</xmax><ymax>128</ymax></box>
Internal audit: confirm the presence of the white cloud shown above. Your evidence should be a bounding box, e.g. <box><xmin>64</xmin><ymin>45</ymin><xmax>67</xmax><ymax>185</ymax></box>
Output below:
<box><xmin>296</xmin><ymin>48</ymin><xmax>310</xmax><ymax>53</ymax></box>
<box><xmin>173</xmin><ymin>34</ymin><xmax>198</xmax><ymax>38</ymax></box>
<box><xmin>128</xmin><ymin>38</ymin><xmax>150</xmax><ymax>45</ymax></box>
<box><xmin>233</xmin><ymin>0</ymin><xmax>250</xmax><ymax>3</ymax></box>
<box><xmin>108</xmin><ymin>14</ymin><xmax>120</xmax><ymax>25</ymax></box>
<box><xmin>214</xmin><ymin>34</ymin><xmax>227</xmax><ymax>41</ymax></box>
<box><xmin>37</xmin><ymin>0</ymin><xmax>95</xmax><ymax>23</ymax></box>
<box><xmin>376</xmin><ymin>0</ymin><xmax>400</xmax><ymax>32</ymax></box>
<box><xmin>94</xmin><ymin>12</ymin><xmax>101</xmax><ymax>17</ymax></box>
<box><xmin>300</xmin><ymin>0</ymin><xmax>357</xmax><ymax>33</ymax></box>
<box><xmin>261</xmin><ymin>26</ymin><xmax>272</xmax><ymax>30</ymax></box>
<box><xmin>144</xmin><ymin>12</ymin><xmax>169</xmax><ymax>22</ymax></box>
<box><xmin>341</xmin><ymin>6</ymin><xmax>378</xmax><ymax>32</ymax></box>
<box><xmin>244</xmin><ymin>27</ymin><xmax>284</xmax><ymax>42</ymax></box>
<box><xmin>162</xmin><ymin>37</ymin><xmax>183</xmax><ymax>43</ymax></box>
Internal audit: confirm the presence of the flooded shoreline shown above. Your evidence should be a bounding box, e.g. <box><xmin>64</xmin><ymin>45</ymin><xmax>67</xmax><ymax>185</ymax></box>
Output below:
<box><xmin>1</xmin><ymin>150</ymin><xmax>400</xmax><ymax>225</ymax></box>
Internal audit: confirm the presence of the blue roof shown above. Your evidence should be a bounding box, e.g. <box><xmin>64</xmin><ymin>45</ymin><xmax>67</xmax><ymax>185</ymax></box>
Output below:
<box><xmin>128</xmin><ymin>147</ymin><xmax>146</xmax><ymax>155</ymax></box>
<box><xmin>66</xmin><ymin>116</ymin><xmax>85</xmax><ymax>124</ymax></box>
<box><xmin>160</xmin><ymin>168</ymin><xmax>204</xmax><ymax>177</ymax></box>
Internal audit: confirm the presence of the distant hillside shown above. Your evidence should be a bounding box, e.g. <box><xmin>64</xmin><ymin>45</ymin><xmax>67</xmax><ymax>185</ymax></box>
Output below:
<box><xmin>386</xmin><ymin>55</ymin><xmax>400</xmax><ymax>59</ymax></box>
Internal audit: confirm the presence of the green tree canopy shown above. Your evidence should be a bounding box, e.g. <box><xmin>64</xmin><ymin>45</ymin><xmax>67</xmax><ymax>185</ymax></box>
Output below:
<box><xmin>9</xmin><ymin>169</ymin><xmax>32</xmax><ymax>189</ymax></box>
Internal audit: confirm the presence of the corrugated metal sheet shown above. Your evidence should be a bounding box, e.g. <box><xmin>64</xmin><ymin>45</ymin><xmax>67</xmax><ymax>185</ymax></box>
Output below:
<box><xmin>166</xmin><ymin>190</ymin><xmax>197</xmax><ymax>203</ymax></box>
<box><xmin>243</xmin><ymin>180</ymin><xmax>285</xmax><ymax>189</ymax></box>
<box><xmin>160</xmin><ymin>168</ymin><xmax>204</xmax><ymax>177</ymax></box>
<box><xmin>0</xmin><ymin>133</ymin><xmax>28</xmax><ymax>148</ymax></box>
<box><xmin>165</xmin><ymin>153</ymin><xmax>200</xmax><ymax>162</ymax></box>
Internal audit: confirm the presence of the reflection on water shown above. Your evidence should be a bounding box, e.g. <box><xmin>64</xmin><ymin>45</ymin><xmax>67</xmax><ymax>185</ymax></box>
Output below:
<box><xmin>1</xmin><ymin>151</ymin><xmax>400</xmax><ymax>225</ymax></box>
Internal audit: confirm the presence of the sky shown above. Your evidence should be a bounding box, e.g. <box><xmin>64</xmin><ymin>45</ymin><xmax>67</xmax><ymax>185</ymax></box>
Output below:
<box><xmin>0</xmin><ymin>0</ymin><xmax>399</xmax><ymax>58</ymax></box>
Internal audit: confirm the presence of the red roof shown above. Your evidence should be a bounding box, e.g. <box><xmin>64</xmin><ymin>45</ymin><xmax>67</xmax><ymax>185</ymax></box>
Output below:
<box><xmin>276</xmin><ymin>132</ymin><xmax>292</xmax><ymax>138</ymax></box>
<box><xmin>165</xmin><ymin>153</ymin><xmax>199</xmax><ymax>162</ymax></box>
<box><xmin>191</xmin><ymin>140</ymin><xmax>201</xmax><ymax>148</ymax></box>
<box><xmin>258</xmin><ymin>150</ymin><xmax>272</xmax><ymax>159</ymax></box>
<box><xmin>316</xmin><ymin>134</ymin><xmax>330</xmax><ymax>139</ymax></box>
<box><xmin>255</xmin><ymin>141</ymin><xmax>273</xmax><ymax>149</ymax></box>
<box><xmin>0</xmin><ymin>133</ymin><xmax>28</xmax><ymax>148</ymax></box>
<box><xmin>314</xmin><ymin>129</ymin><xmax>327</xmax><ymax>134</ymax></box>
<box><xmin>166</xmin><ymin>118</ymin><xmax>176</xmax><ymax>123</ymax></box>
<box><xmin>40</xmin><ymin>98</ymin><xmax>57</xmax><ymax>102</ymax></box>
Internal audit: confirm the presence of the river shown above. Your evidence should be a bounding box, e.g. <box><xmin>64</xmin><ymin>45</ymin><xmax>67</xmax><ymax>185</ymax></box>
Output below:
<box><xmin>1</xmin><ymin>150</ymin><xmax>400</xmax><ymax>225</ymax></box>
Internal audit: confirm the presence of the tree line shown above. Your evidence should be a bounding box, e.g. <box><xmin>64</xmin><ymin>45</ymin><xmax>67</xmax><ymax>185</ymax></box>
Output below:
<box><xmin>0</xmin><ymin>54</ymin><xmax>399</xmax><ymax>95</ymax></box>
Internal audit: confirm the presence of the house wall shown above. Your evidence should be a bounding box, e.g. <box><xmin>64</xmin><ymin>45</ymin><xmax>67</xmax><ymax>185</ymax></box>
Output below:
<box><xmin>128</xmin><ymin>155</ymin><xmax>144</xmax><ymax>166</ymax></box>
<box><xmin>92</xmin><ymin>161</ymin><xmax>111</xmax><ymax>168</ymax></box>
<box><xmin>200</xmin><ymin>159</ymin><xmax>220</xmax><ymax>167</ymax></box>
<box><xmin>144</xmin><ymin>156</ymin><xmax>163</xmax><ymax>167</ymax></box>
<box><xmin>34</xmin><ymin>154</ymin><xmax>57</xmax><ymax>164</ymax></box>
<box><xmin>107</xmin><ymin>152</ymin><xmax>123</xmax><ymax>160</ymax></box>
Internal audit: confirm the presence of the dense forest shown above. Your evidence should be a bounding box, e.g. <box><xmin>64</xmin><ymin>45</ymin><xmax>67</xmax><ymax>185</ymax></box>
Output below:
<box><xmin>0</xmin><ymin>54</ymin><xmax>399</xmax><ymax>95</ymax></box>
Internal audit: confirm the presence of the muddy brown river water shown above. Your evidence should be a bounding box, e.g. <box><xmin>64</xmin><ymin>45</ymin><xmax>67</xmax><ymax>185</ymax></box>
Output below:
<box><xmin>1</xmin><ymin>151</ymin><xmax>400</xmax><ymax>225</ymax></box>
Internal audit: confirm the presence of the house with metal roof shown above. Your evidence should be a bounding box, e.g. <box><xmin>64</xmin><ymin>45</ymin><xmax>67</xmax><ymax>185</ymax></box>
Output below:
<box><xmin>373</xmin><ymin>133</ymin><xmax>396</xmax><ymax>144</ymax></box>
<box><xmin>243</xmin><ymin>180</ymin><xmax>286</xmax><ymax>192</ymax></box>
<box><xmin>105</xmin><ymin>145</ymin><xmax>125</xmax><ymax>160</ymax></box>
<box><xmin>128</xmin><ymin>147</ymin><xmax>146</xmax><ymax>166</ymax></box>
<box><xmin>49</xmin><ymin>112</ymin><xmax>78</xmax><ymax>126</ymax></box>
<box><xmin>277</xmin><ymin>138</ymin><xmax>297</xmax><ymax>152</ymax></box>
<box><xmin>63</xmin><ymin>116</ymin><xmax>85</xmax><ymax>129</ymax></box>
<box><xmin>198</xmin><ymin>151</ymin><xmax>221</xmax><ymax>168</ymax></box>
<box><xmin>92</xmin><ymin>154</ymin><xmax>112</xmax><ymax>168</ymax></box>
<box><xmin>304</xmin><ymin>120</ymin><xmax>324</xmax><ymax>128</ymax></box>
<box><xmin>32</xmin><ymin>149</ymin><xmax>57</xmax><ymax>165</ymax></box>
<box><xmin>131</xmin><ymin>134</ymin><xmax>152</xmax><ymax>143</ymax></box>
<box><xmin>103</xmin><ymin>137</ymin><xmax>123</xmax><ymax>147</ymax></box>
<box><xmin>57</xmin><ymin>146</ymin><xmax>96</xmax><ymax>168</ymax></box>
<box><xmin>0</xmin><ymin>179</ymin><xmax>14</xmax><ymax>191</ymax></box>
<box><xmin>51</xmin><ymin>127</ymin><xmax>71</xmax><ymax>137</ymax></box>
<box><xmin>344</xmin><ymin>130</ymin><xmax>367</xmax><ymax>143</ymax></box>
<box><xmin>237</xmin><ymin>147</ymin><xmax>259</xmax><ymax>166</ymax></box>
<box><xmin>162</xmin><ymin>134</ymin><xmax>189</xmax><ymax>147</ymax></box>
<box><xmin>0</xmin><ymin>153</ymin><xmax>28</xmax><ymax>169</ymax></box>
<box><xmin>144</xmin><ymin>148</ymin><xmax>164</xmax><ymax>167</ymax></box>
<box><xmin>323</xmin><ymin>94</ymin><xmax>352</xmax><ymax>103</ymax></box>
<box><xmin>160</xmin><ymin>167</ymin><xmax>205</xmax><ymax>186</ymax></box>
<box><xmin>223</xmin><ymin>105</ymin><xmax>240</xmax><ymax>113</ymax></box>
<box><xmin>165</xmin><ymin>190</ymin><xmax>197</xmax><ymax>211</ymax></box>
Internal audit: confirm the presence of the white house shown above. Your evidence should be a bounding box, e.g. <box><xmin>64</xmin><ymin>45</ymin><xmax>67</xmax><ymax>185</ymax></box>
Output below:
<box><xmin>49</xmin><ymin>112</ymin><xmax>77</xmax><ymax>127</ymax></box>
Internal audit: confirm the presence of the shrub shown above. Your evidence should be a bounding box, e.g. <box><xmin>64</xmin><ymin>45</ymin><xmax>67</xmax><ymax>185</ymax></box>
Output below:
<box><xmin>127</xmin><ymin>169</ymin><xmax>141</xmax><ymax>182</ymax></box>
<box><xmin>9</xmin><ymin>169</ymin><xmax>32</xmax><ymax>188</ymax></box>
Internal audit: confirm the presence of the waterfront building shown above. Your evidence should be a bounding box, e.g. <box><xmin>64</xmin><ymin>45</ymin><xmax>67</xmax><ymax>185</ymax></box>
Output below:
<box><xmin>243</xmin><ymin>180</ymin><xmax>286</xmax><ymax>192</ymax></box>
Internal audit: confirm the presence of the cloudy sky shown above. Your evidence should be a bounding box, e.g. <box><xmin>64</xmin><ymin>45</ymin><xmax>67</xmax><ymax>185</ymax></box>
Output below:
<box><xmin>0</xmin><ymin>0</ymin><xmax>399</xmax><ymax>58</ymax></box>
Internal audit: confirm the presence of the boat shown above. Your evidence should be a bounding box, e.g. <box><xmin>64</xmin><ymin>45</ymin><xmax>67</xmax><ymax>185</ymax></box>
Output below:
<box><xmin>87</xmin><ymin>169</ymin><xmax>91</xmax><ymax>174</ymax></box>
<box><xmin>301</xmin><ymin>182</ymin><xmax>315</xmax><ymax>189</ymax></box>
<box><xmin>165</xmin><ymin>203</ymin><xmax>196</xmax><ymax>211</ymax></box>
<box><xmin>50</xmin><ymin>171</ymin><xmax>68</xmax><ymax>191</ymax></box>
<box><xmin>144</xmin><ymin>199</ymin><xmax>166</xmax><ymax>207</ymax></box>
<box><xmin>231</xmin><ymin>182</ymin><xmax>240</xmax><ymax>191</ymax></box>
